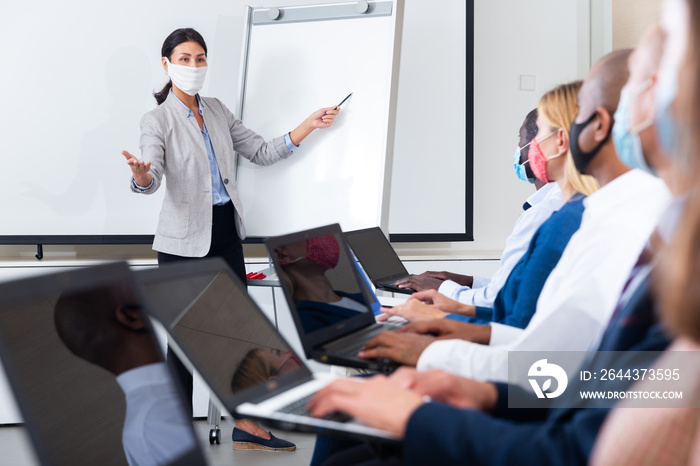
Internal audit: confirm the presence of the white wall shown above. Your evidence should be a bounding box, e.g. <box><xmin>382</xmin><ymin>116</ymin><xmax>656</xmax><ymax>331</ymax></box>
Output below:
<box><xmin>394</xmin><ymin>0</ymin><xmax>592</xmax><ymax>260</ymax></box>
<box><xmin>591</xmin><ymin>0</ymin><xmax>614</xmax><ymax>64</ymax></box>
<box><xmin>0</xmin><ymin>0</ymin><xmax>596</xmax><ymax>263</ymax></box>
<box><xmin>612</xmin><ymin>0</ymin><xmax>661</xmax><ymax>50</ymax></box>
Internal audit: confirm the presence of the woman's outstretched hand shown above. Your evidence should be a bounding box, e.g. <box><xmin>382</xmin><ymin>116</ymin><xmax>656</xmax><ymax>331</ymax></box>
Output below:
<box><xmin>122</xmin><ymin>150</ymin><xmax>152</xmax><ymax>188</ymax></box>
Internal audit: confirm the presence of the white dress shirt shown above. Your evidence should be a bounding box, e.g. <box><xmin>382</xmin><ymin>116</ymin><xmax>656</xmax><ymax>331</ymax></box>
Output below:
<box><xmin>116</xmin><ymin>363</ymin><xmax>196</xmax><ymax>466</ymax></box>
<box><xmin>418</xmin><ymin>170</ymin><xmax>671</xmax><ymax>384</ymax></box>
<box><xmin>438</xmin><ymin>182</ymin><xmax>563</xmax><ymax>307</ymax></box>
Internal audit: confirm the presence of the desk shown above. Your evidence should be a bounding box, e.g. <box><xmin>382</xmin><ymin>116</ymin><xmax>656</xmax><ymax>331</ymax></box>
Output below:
<box><xmin>246</xmin><ymin>265</ymin><xmax>280</xmax><ymax>287</ymax></box>
<box><xmin>246</xmin><ymin>265</ymin><xmax>281</xmax><ymax>328</ymax></box>
<box><xmin>246</xmin><ymin>264</ymin><xmax>410</xmax><ymax>325</ymax></box>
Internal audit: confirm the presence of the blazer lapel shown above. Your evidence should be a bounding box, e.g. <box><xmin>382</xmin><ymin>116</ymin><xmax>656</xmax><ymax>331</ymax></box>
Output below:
<box><xmin>200</xmin><ymin>99</ymin><xmax>235</xmax><ymax>174</ymax></box>
<box><xmin>163</xmin><ymin>93</ymin><xmax>210</xmax><ymax>173</ymax></box>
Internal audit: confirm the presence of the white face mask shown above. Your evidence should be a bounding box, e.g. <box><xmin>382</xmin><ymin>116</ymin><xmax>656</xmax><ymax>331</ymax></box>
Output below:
<box><xmin>164</xmin><ymin>57</ymin><xmax>208</xmax><ymax>96</ymax></box>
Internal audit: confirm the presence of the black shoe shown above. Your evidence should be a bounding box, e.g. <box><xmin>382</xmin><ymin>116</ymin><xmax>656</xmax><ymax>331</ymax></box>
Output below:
<box><xmin>231</xmin><ymin>428</ymin><xmax>296</xmax><ymax>452</ymax></box>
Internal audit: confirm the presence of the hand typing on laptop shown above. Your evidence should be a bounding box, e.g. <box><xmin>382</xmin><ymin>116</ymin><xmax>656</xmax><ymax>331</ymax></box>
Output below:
<box><xmin>357</xmin><ymin>318</ymin><xmax>493</xmax><ymax>366</ymax></box>
<box><xmin>308</xmin><ymin>375</ymin><xmax>426</xmax><ymax>437</ymax></box>
<box><xmin>307</xmin><ymin>368</ymin><xmax>498</xmax><ymax>437</ymax></box>
<box><xmin>358</xmin><ymin>331</ymin><xmax>435</xmax><ymax>366</ymax></box>
<box><xmin>398</xmin><ymin>319</ymin><xmax>492</xmax><ymax>345</ymax></box>
<box><xmin>376</xmin><ymin>289</ymin><xmax>477</xmax><ymax>323</ymax></box>
<box><xmin>394</xmin><ymin>271</ymin><xmax>474</xmax><ymax>292</ymax></box>
<box><xmin>394</xmin><ymin>274</ymin><xmax>443</xmax><ymax>291</ymax></box>
<box><xmin>377</xmin><ymin>313</ymin><xmax>409</xmax><ymax>325</ymax></box>
<box><xmin>377</xmin><ymin>301</ymin><xmax>447</xmax><ymax>323</ymax></box>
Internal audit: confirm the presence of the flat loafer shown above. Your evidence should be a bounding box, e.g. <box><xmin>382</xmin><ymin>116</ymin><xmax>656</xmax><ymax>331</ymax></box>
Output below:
<box><xmin>231</xmin><ymin>428</ymin><xmax>296</xmax><ymax>452</ymax></box>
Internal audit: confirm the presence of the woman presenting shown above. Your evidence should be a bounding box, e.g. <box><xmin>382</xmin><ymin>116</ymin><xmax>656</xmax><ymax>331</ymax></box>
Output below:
<box><xmin>122</xmin><ymin>28</ymin><xmax>338</xmax><ymax>452</ymax></box>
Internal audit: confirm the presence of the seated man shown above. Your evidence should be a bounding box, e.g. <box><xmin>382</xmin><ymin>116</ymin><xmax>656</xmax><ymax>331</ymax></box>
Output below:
<box><xmin>393</xmin><ymin>108</ymin><xmax>564</xmax><ymax>309</ymax></box>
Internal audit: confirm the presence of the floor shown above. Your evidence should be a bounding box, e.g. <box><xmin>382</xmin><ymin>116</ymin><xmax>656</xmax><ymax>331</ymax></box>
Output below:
<box><xmin>0</xmin><ymin>418</ymin><xmax>317</xmax><ymax>466</ymax></box>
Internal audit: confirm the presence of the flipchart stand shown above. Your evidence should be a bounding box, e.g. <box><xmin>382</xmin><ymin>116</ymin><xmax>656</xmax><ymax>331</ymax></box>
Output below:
<box><xmin>206</xmin><ymin>262</ymin><xmax>281</xmax><ymax>444</ymax></box>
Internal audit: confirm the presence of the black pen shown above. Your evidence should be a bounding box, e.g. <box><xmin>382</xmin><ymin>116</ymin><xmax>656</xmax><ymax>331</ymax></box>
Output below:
<box><xmin>336</xmin><ymin>92</ymin><xmax>353</xmax><ymax>108</ymax></box>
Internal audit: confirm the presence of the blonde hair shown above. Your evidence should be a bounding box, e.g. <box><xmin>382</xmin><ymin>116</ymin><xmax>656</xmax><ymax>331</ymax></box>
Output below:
<box><xmin>231</xmin><ymin>349</ymin><xmax>271</xmax><ymax>393</ymax></box>
<box><xmin>538</xmin><ymin>81</ymin><xmax>600</xmax><ymax>196</ymax></box>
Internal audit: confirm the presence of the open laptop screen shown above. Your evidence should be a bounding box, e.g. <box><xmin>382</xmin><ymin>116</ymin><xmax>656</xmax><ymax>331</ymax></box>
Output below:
<box><xmin>266</xmin><ymin>224</ymin><xmax>377</xmax><ymax>350</ymax></box>
<box><xmin>0</xmin><ymin>263</ymin><xmax>204</xmax><ymax>466</ymax></box>
<box><xmin>344</xmin><ymin>227</ymin><xmax>409</xmax><ymax>281</ymax></box>
<box><xmin>136</xmin><ymin>259</ymin><xmax>313</xmax><ymax>411</ymax></box>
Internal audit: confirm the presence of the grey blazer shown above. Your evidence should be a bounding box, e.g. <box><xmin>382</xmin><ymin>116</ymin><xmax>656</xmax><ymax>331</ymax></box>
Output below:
<box><xmin>132</xmin><ymin>92</ymin><xmax>291</xmax><ymax>257</ymax></box>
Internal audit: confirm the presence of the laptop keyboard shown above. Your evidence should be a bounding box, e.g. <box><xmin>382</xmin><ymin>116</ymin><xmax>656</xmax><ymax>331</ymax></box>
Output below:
<box><xmin>279</xmin><ymin>393</ymin><xmax>352</xmax><ymax>423</ymax></box>
<box><xmin>335</xmin><ymin>340</ymin><xmax>368</xmax><ymax>358</ymax></box>
<box><xmin>279</xmin><ymin>393</ymin><xmax>314</xmax><ymax>416</ymax></box>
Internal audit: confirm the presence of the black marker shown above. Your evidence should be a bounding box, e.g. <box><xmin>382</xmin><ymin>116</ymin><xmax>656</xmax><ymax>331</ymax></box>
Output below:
<box><xmin>336</xmin><ymin>92</ymin><xmax>353</xmax><ymax>108</ymax></box>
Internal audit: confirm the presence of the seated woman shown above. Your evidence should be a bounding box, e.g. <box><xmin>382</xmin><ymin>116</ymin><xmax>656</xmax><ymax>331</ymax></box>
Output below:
<box><xmin>380</xmin><ymin>81</ymin><xmax>599</xmax><ymax>345</ymax></box>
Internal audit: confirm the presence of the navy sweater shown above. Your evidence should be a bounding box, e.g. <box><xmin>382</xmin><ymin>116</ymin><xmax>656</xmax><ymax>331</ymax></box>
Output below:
<box><xmin>448</xmin><ymin>195</ymin><xmax>585</xmax><ymax>328</ymax></box>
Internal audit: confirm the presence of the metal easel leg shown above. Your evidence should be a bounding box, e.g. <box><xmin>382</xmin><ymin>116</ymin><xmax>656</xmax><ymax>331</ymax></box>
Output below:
<box><xmin>207</xmin><ymin>398</ymin><xmax>221</xmax><ymax>445</ymax></box>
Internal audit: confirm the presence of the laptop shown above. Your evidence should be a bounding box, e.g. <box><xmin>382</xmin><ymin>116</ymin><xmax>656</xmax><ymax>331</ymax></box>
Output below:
<box><xmin>0</xmin><ymin>262</ymin><xmax>206</xmax><ymax>466</ymax></box>
<box><xmin>344</xmin><ymin>227</ymin><xmax>416</xmax><ymax>294</ymax></box>
<box><xmin>354</xmin><ymin>257</ymin><xmax>383</xmax><ymax>316</ymax></box>
<box><xmin>134</xmin><ymin>258</ymin><xmax>399</xmax><ymax>443</ymax></box>
<box><xmin>266</xmin><ymin>224</ymin><xmax>402</xmax><ymax>373</ymax></box>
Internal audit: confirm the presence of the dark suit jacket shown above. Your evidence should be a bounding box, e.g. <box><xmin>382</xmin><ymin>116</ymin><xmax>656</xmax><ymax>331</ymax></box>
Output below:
<box><xmin>402</xmin><ymin>274</ymin><xmax>671</xmax><ymax>466</ymax></box>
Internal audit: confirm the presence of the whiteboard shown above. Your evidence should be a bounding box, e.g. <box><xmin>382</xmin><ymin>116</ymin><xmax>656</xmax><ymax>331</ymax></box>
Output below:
<box><xmin>235</xmin><ymin>1</ymin><xmax>402</xmax><ymax>238</ymax></box>
<box><xmin>0</xmin><ymin>0</ymin><xmax>249</xmax><ymax>243</ymax></box>
<box><xmin>2</xmin><ymin>1</ymin><xmax>168</xmax><ymax>241</ymax></box>
<box><xmin>0</xmin><ymin>0</ymin><xmax>470</xmax><ymax>245</ymax></box>
<box><xmin>389</xmin><ymin>0</ymin><xmax>470</xmax><ymax>240</ymax></box>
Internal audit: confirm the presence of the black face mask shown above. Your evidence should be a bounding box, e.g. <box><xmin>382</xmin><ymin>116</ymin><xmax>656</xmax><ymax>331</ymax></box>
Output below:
<box><xmin>569</xmin><ymin>111</ymin><xmax>612</xmax><ymax>174</ymax></box>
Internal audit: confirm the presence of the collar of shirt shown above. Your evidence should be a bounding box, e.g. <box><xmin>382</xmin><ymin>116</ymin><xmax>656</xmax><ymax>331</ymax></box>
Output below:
<box><xmin>116</xmin><ymin>362</ymin><xmax>170</xmax><ymax>395</ymax></box>
<box><xmin>169</xmin><ymin>89</ymin><xmax>204</xmax><ymax>119</ymax></box>
<box><xmin>525</xmin><ymin>181</ymin><xmax>561</xmax><ymax>210</ymax></box>
<box><xmin>584</xmin><ymin>169</ymin><xmax>670</xmax><ymax>219</ymax></box>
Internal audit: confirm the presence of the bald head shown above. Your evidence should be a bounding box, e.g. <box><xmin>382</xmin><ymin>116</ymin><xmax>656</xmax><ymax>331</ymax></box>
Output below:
<box><xmin>54</xmin><ymin>285</ymin><xmax>157</xmax><ymax>375</ymax></box>
<box><xmin>627</xmin><ymin>23</ymin><xmax>667</xmax><ymax>137</ymax></box>
<box><xmin>577</xmin><ymin>49</ymin><xmax>633</xmax><ymax>122</ymax></box>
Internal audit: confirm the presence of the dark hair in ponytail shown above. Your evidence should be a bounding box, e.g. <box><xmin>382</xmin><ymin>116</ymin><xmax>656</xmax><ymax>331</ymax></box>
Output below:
<box><xmin>153</xmin><ymin>28</ymin><xmax>208</xmax><ymax>105</ymax></box>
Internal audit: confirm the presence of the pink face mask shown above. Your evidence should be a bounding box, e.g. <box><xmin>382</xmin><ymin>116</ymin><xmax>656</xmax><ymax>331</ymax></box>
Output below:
<box><xmin>306</xmin><ymin>235</ymin><xmax>340</xmax><ymax>269</ymax></box>
<box><xmin>527</xmin><ymin>130</ymin><xmax>562</xmax><ymax>183</ymax></box>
